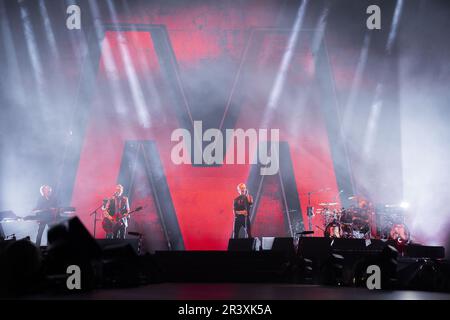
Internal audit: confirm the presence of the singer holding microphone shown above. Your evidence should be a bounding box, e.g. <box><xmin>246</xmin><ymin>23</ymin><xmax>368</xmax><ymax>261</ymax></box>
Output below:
<box><xmin>101</xmin><ymin>184</ymin><xmax>130</xmax><ymax>239</ymax></box>
<box><xmin>232</xmin><ymin>183</ymin><xmax>253</xmax><ymax>239</ymax></box>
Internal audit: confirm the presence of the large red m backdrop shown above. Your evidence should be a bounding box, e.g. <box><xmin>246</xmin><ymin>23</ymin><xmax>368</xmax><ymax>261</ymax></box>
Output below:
<box><xmin>70</xmin><ymin>1</ymin><xmax>347</xmax><ymax>250</ymax></box>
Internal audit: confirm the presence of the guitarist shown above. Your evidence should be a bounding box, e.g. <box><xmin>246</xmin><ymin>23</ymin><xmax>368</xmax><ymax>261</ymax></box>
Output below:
<box><xmin>102</xmin><ymin>184</ymin><xmax>130</xmax><ymax>239</ymax></box>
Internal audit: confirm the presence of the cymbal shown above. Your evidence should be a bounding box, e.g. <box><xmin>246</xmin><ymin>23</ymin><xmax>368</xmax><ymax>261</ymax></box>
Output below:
<box><xmin>319</xmin><ymin>202</ymin><xmax>338</xmax><ymax>206</ymax></box>
<box><xmin>348</xmin><ymin>195</ymin><xmax>368</xmax><ymax>201</ymax></box>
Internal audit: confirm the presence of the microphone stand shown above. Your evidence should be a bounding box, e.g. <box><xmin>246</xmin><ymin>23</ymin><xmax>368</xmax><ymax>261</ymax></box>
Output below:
<box><xmin>89</xmin><ymin>203</ymin><xmax>104</xmax><ymax>239</ymax></box>
<box><xmin>304</xmin><ymin>188</ymin><xmax>331</xmax><ymax>235</ymax></box>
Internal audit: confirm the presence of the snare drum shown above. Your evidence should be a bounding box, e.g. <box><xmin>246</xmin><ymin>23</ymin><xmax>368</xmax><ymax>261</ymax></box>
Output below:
<box><xmin>340</xmin><ymin>223</ymin><xmax>353</xmax><ymax>238</ymax></box>
<box><xmin>324</xmin><ymin>222</ymin><xmax>342</xmax><ymax>238</ymax></box>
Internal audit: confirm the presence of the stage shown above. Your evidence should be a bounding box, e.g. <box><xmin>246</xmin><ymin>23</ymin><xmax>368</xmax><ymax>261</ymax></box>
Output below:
<box><xmin>2</xmin><ymin>0</ymin><xmax>450</xmax><ymax>301</ymax></box>
<box><xmin>26</xmin><ymin>283</ymin><xmax>450</xmax><ymax>300</ymax></box>
<box><xmin>7</xmin><ymin>233</ymin><xmax>448</xmax><ymax>295</ymax></box>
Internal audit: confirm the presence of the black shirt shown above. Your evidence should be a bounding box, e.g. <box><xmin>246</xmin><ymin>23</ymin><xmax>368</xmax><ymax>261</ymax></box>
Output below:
<box><xmin>104</xmin><ymin>196</ymin><xmax>130</xmax><ymax>217</ymax></box>
<box><xmin>34</xmin><ymin>195</ymin><xmax>59</xmax><ymax>221</ymax></box>
<box><xmin>35</xmin><ymin>195</ymin><xmax>59</xmax><ymax>211</ymax></box>
<box><xmin>233</xmin><ymin>194</ymin><xmax>253</xmax><ymax>215</ymax></box>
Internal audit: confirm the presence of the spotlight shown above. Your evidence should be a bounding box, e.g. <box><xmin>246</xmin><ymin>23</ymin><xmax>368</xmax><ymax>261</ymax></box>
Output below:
<box><xmin>400</xmin><ymin>201</ymin><xmax>410</xmax><ymax>209</ymax></box>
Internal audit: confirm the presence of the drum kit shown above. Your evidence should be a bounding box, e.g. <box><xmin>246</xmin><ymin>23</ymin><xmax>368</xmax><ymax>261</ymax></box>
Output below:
<box><xmin>314</xmin><ymin>197</ymin><xmax>410</xmax><ymax>242</ymax></box>
<box><xmin>317</xmin><ymin>203</ymin><xmax>371</xmax><ymax>240</ymax></box>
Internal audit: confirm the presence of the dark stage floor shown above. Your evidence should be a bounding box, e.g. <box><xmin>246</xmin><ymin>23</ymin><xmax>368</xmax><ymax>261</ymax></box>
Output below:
<box><xmin>28</xmin><ymin>283</ymin><xmax>450</xmax><ymax>300</ymax></box>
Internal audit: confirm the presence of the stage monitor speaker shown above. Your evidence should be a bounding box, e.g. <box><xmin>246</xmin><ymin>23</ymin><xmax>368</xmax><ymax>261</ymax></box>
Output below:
<box><xmin>66</xmin><ymin>217</ymin><xmax>101</xmax><ymax>258</ymax></box>
<box><xmin>261</xmin><ymin>237</ymin><xmax>275</xmax><ymax>250</ymax></box>
<box><xmin>331</xmin><ymin>238</ymin><xmax>366</xmax><ymax>251</ymax></box>
<box><xmin>405</xmin><ymin>244</ymin><xmax>445</xmax><ymax>259</ymax></box>
<box><xmin>298</xmin><ymin>237</ymin><xmax>332</xmax><ymax>259</ymax></box>
<box><xmin>96</xmin><ymin>239</ymin><xmax>140</xmax><ymax>255</ymax></box>
<box><xmin>228</xmin><ymin>238</ymin><xmax>257</xmax><ymax>251</ymax></box>
<box><xmin>272</xmin><ymin>237</ymin><xmax>295</xmax><ymax>254</ymax></box>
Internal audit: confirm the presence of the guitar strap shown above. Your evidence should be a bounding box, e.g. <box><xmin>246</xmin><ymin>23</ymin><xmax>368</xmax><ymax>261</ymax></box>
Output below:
<box><xmin>114</xmin><ymin>197</ymin><xmax>119</xmax><ymax>216</ymax></box>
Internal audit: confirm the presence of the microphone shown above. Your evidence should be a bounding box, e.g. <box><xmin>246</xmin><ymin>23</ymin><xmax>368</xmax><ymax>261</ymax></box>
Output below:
<box><xmin>100</xmin><ymin>198</ymin><xmax>109</xmax><ymax>211</ymax></box>
<box><xmin>128</xmin><ymin>231</ymin><xmax>142</xmax><ymax>237</ymax></box>
<box><xmin>296</xmin><ymin>231</ymin><xmax>314</xmax><ymax>235</ymax></box>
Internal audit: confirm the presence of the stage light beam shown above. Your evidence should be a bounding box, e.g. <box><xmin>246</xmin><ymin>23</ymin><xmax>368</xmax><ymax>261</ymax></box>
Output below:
<box><xmin>262</xmin><ymin>0</ymin><xmax>309</xmax><ymax>127</ymax></box>
<box><xmin>363</xmin><ymin>84</ymin><xmax>383</xmax><ymax>158</ymax></box>
<box><xmin>400</xmin><ymin>201</ymin><xmax>410</xmax><ymax>209</ymax></box>
<box><xmin>0</xmin><ymin>1</ymin><xmax>25</xmax><ymax>105</ymax></box>
<box><xmin>19</xmin><ymin>2</ymin><xmax>45</xmax><ymax>106</ymax></box>
<box><xmin>342</xmin><ymin>33</ymin><xmax>371</xmax><ymax>130</ymax></box>
<box><xmin>106</xmin><ymin>0</ymin><xmax>151</xmax><ymax>128</ymax></box>
<box><xmin>38</xmin><ymin>0</ymin><xmax>59</xmax><ymax>58</ymax></box>
<box><xmin>386</xmin><ymin>0</ymin><xmax>404</xmax><ymax>54</ymax></box>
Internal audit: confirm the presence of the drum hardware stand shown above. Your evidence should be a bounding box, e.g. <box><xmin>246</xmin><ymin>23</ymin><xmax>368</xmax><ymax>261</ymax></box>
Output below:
<box><xmin>304</xmin><ymin>188</ymin><xmax>331</xmax><ymax>235</ymax></box>
<box><xmin>89</xmin><ymin>204</ymin><xmax>104</xmax><ymax>239</ymax></box>
<box><xmin>315</xmin><ymin>225</ymin><xmax>325</xmax><ymax>232</ymax></box>
<box><xmin>306</xmin><ymin>192</ymin><xmax>315</xmax><ymax>235</ymax></box>
<box><xmin>306</xmin><ymin>207</ymin><xmax>314</xmax><ymax>234</ymax></box>
<box><xmin>296</xmin><ymin>231</ymin><xmax>314</xmax><ymax>238</ymax></box>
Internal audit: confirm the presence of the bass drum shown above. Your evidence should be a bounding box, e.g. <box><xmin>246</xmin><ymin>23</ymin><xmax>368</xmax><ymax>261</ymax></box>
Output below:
<box><xmin>340</xmin><ymin>223</ymin><xmax>353</xmax><ymax>238</ymax></box>
<box><xmin>352</xmin><ymin>229</ymin><xmax>370</xmax><ymax>239</ymax></box>
<box><xmin>389</xmin><ymin>224</ymin><xmax>410</xmax><ymax>244</ymax></box>
<box><xmin>324</xmin><ymin>222</ymin><xmax>342</xmax><ymax>238</ymax></box>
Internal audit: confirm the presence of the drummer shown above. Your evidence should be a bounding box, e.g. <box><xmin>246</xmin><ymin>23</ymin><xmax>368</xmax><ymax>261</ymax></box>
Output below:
<box><xmin>352</xmin><ymin>197</ymin><xmax>373</xmax><ymax>234</ymax></box>
<box><xmin>32</xmin><ymin>185</ymin><xmax>60</xmax><ymax>246</ymax></box>
<box><xmin>340</xmin><ymin>208</ymin><xmax>353</xmax><ymax>224</ymax></box>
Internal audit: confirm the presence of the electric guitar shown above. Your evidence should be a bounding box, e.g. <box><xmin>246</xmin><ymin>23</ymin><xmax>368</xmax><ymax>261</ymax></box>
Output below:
<box><xmin>102</xmin><ymin>206</ymin><xmax>143</xmax><ymax>234</ymax></box>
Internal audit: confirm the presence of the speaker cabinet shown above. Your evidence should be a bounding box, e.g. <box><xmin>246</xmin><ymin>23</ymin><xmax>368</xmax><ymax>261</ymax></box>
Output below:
<box><xmin>227</xmin><ymin>238</ymin><xmax>257</xmax><ymax>251</ymax></box>
<box><xmin>272</xmin><ymin>237</ymin><xmax>295</xmax><ymax>254</ymax></box>
<box><xmin>96</xmin><ymin>239</ymin><xmax>140</xmax><ymax>255</ymax></box>
<box><xmin>298</xmin><ymin>237</ymin><xmax>332</xmax><ymax>259</ymax></box>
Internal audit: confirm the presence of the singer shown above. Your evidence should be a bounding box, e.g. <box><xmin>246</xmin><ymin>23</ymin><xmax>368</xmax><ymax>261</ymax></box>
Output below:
<box><xmin>101</xmin><ymin>184</ymin><xmax>130</xmax><ymax>239</ymax></box>
<box><xmin>232</xmin><ymin>183</ymin><xmax>253</xmax><ymax>238</ymax></box>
